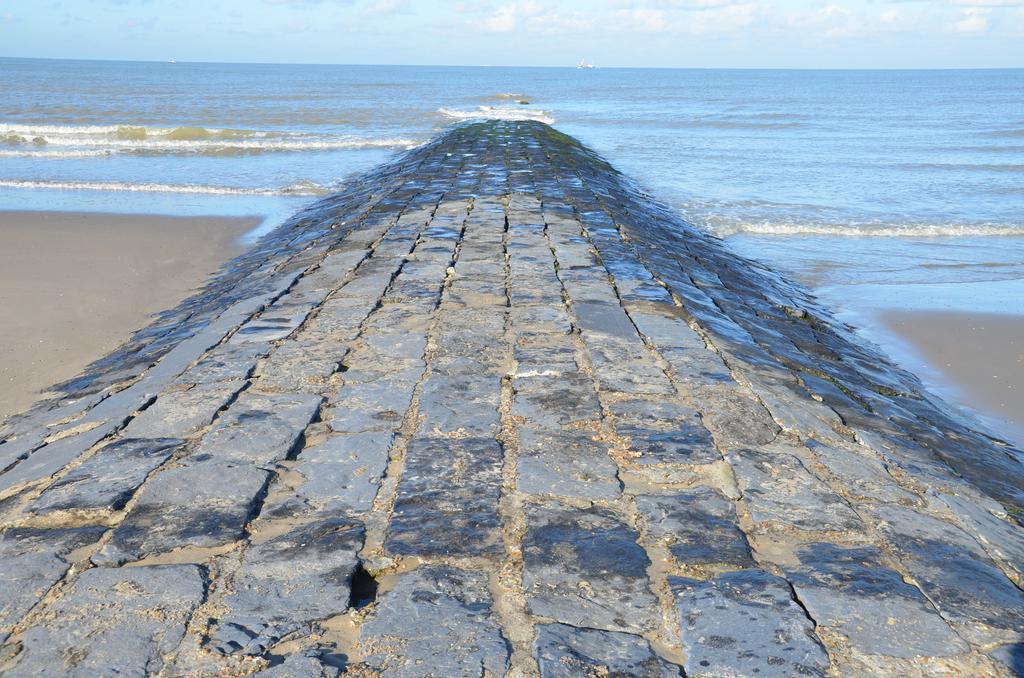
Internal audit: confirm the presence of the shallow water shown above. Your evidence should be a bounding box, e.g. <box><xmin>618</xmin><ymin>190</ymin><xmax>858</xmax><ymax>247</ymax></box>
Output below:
<box><xmin>3</xmin><ymin>60</ymin><xmax>1023</xmax><ymax>236</ymax></box>
<box><xmin>2</xmin><ymin>58</ymin><xmax>1023</xmax><ymax>430</ymax></box>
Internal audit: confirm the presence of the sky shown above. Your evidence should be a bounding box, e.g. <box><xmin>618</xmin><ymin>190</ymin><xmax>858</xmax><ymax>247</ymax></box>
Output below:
<box><xmin>0</xmin><ymin>0</ymin><xmax>1021</xmax><ymax>68</ymax></box>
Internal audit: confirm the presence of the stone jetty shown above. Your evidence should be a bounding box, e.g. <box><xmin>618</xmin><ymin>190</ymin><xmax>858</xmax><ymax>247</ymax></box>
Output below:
<box><xmin>0</xmin><ymin>121</ymin><xmax>1022</xmax><ymax>677</ymax></box>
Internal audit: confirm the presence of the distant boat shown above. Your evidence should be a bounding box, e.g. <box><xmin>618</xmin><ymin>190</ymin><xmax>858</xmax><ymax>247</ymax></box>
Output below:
<box><xmin>577</xmin><ymin>58</ymin><xmax>595</xmax><ymax>70</ymax></box>
<box><xmin>168</xmin><ymin>59</ymin><xmax>177</xmax><ymax>64</ymax></box>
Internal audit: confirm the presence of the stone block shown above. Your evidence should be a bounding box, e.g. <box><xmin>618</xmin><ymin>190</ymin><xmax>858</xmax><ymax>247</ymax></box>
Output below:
<box><xmin>522</xmin><ymin>502</ymin><xmax>658</xmax><ymax>633</ymax></box>
<box><xmin>359</xmin><ymin>566</ymin><xmax>510</xmax><ymax>676</ymax></box>
<box><xmin>6</xmin><ymin>565</ymin><xmax>204</xmax><ymax>675</ymax></box>
<box><xmin>534</xmin><ymin>623</ymin><xmax>681</xmax><ymax>677</ymax></box>
<box><xmin>386</xmin><ymin>437</ymin><xmax>503</xmax><ymax>557</ymax></box>
<box><xmin>671</xmin><ymin>570</ymin><xmax>829</xmax><ymax>677</ymax></box>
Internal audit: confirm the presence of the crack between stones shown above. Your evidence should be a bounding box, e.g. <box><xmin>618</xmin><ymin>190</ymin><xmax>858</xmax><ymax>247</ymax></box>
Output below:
<box><xmin>492</xmin><ymin>190</ymin><xmax>541</xmax><ymax>678</ymax></box>
<box><xmin>358</xmin><ymin>186</ymin><xmax>478</xmax><ymax>569</ymax></box>
<box><xmin>533</xmin><ymin>191</ymin><xmax>683</xmax><ymax>664</ymax></box>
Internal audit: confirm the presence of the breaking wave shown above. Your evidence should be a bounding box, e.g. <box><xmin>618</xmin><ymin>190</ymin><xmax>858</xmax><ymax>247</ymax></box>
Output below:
<box><xmin>438</xmin><ymin>106</ymin><xmax>554</xmax><ymax>124</ymax></box>
<box><xmin>676</xmin><ymin>196</ymin><xmax>1024</xmax><ymax>238</ymax></box>
<box><xmin>704</xmin><ymin>219</ymin><xmax>1024</xmax><ymax>238</ymax></box>
<box><xmin>0</xmin><ymin>149</ymin><xmax>115</xmax><ymax>159</ymax></box>
<box><xmin>0</xmin><ymin>124</ymin><xmax>420</xmax><ymax>156</ymax></box>
<box><xmin>0</xmin><ymin>178</ymin><xmax>333</xmax><ymax>196</ymax></box>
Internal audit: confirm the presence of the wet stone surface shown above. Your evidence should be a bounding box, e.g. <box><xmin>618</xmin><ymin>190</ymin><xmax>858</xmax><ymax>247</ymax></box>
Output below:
<box><xmin>804</xmin><ymin>439</ymin><xmax>922</xmax><ymax>506</ymax></box>
<box><xmin>516</xmin><ymin>427</ymin><xmax>621</xmax><ymax>501</ymax></box>
<box><xmin>1</xmin><ymin>120</ymin><xmax>1021</xmax><ymax>675</ymax></box>
<box><xmin>612</xmin><ymin>398</ymin><xmax>721</xmax><ymax>482</ymax></box>
<box><xmin>252</xmin><ymin>650</ymin><xmax>341</xmax><ymax>677</ymax></box>
<box><xmin>358</xmin><ymin>566</ymin><xmax>510</xmax><ymax>676</ymax></box>
<box><xmin>330</xmin><ymin>378</ymin><xmax>417</xmax><ymax>434</ymax></box>
<box><xmin>728</xmin><ymin>446</ymin><xmax>863</xmax><ymax>533</ymax></box>
<box><xmin>92</xmin><ymin>456</ymin><xmax>271</xmax><ymax>565</ymax></box>
<box><xmin>635</xmin><ymin>488</ymin><xmax>753</xmax><ymax>567</ymax></box>
<box><xmin>784</xmin><ymin>543</ymin><xmax>968</xmax><ymax>658</ymax></box>
<box><xmin>534</xmin><ymin>623</ymin><xmax>682</xmax><ymax>677</ymax></box>
<box><xmin>194</xmin><ymin>392</ymin><xmax>323</xmax><ymax>466</ymax></box>
<box><xmin>697</xmin><ymin>385</ymin><xmax>781</xmax><ymax>450</ymax></box>
<box><xmin>280</xmin><ymin>432</ymin><xmax>393</xmax><ymax>516</ymax></box>
<box><xmin>212</xmin><ymin>518</ymin><xmax>364</xmax><ymax>656</ymax></box>
<box><xmin>0</xmin><ymin>526</ymin><xmax>106</xmax><ymax>643</ymax></box>
<box><xmin>866</xmin><ymin>503</ymin><xmax>1024</xmax><ymax>643</ymax></box>
<box><xmin>2</xmin><ymin>564</ymin><xmax>204</xmax><ymax>676</ymax></box>
<box><xmin>671</xmin><ymin>570</ymin><xmax>830</xmax><ymax>677</ymax></box>
<box><xmin>386</xmin><ymin>436</ymin><xmax>504</xmax><ymax>557</ymax></box>
<box><xmin>988</xmin><ymin>643</ymin><xmax>1024</xmax><ymax>675</ymax></box>
<box><xmin>512</xmin><ymin>373</ymin><xmax>602</xmax><ymax>429</ymax></box>
<box><xmin>28</xmin><ymin>437</ymin><xmax>185</xmax><ymax>515</ymax></box>
<box><xmin>121</xmin><ymin>381</ymin><xmax>242</xmax><ymax>439</ymax></box>
<box><xmin>522</xmin><ymin>502</ymin><xmax>659</xmax><ymax>634</ymax></box>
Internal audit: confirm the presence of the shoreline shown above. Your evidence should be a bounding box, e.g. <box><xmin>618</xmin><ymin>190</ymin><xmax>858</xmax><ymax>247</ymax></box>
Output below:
<box><xmin>877</xmin><ymin>309</ymin><xmax>1024</xmax><ymax>447</ymax></box>
<box><xmin>0</xmin><ymin>210</ymin><xmax>258</xmax><ymax>422</ymax></box>
<box><xmin>726</xmin><ymin>233</ymin><xmax>1024</xmax><ymax>450</ymax></box>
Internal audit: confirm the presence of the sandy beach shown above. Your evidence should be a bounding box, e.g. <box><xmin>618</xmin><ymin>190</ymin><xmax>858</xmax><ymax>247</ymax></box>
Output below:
<box><xmin>0</xmin><ymin>211</ymin><xmax>257</xmax><ymax>422</ymax></box>
<box><xmin>881</xmin><ymin>310</ymin><xmax>1024</xmax><ymax>446</ymax></box>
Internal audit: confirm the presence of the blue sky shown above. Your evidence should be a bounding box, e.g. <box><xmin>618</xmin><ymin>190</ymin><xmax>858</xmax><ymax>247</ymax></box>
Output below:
<box><xmin>1</xmin><ymin>0</ymin><xmax>1021</xmax><ymax>68</ymax></box>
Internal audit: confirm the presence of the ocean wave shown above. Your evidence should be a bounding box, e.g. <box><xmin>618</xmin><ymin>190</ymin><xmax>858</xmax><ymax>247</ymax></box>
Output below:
<box><xmin>676</xmin><ymin>119</ymin><xmax>808</xmax><ymax>130</ymax></box>
<box><xmin>938</xmin><ymin>145</ymin><xmax>1024</xmax><ymax>154</ymax></box>
<box><xmin>0</xmin><ymin>178</ymin><xmax>331</xmax><ymax>196</ymax></box>
<box><xmin>438</xmin><ymin>106</ymin><xmax>554</xmax><ymax>124</ymax></box>
<box><xmin>0</xmin><ymin>123</ymin><xmax>420</xmax><ymax>155</ymax></box>
<box><xmin>897</xmin><ymin>162</ymin><xmax>1024</xmax><ymax>173</ymax></box>
<box><xmin>706</xmin><ymin>220</ymin><xmax>1024</xmax><ymax>238</ymax></box>
<box><xmin>746</xmin><ymin>112</ymin><xmax>813</xmax><ymax>120</ymax></box>
<box><xmin>0</xmin><ymin>149</ymin><xmax>114</xmax><ymax>158</ymax></box>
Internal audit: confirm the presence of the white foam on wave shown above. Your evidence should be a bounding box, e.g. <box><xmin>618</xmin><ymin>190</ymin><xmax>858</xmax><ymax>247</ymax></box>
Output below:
<box><xmin>0</xmin><ymin>123</ymin><xmax>420</xmax><ymax>155</ymax></box>
<box><xmin>709</xmin><ymin>220</ymin><xmax>1024</xmax><ymax>238</ymax></box>
<box><xmin>438</xmin><ymin>106</ymin><xmax>554</xmax><ymax>124</ymax></box>
<box><xmin>0</xmin><ymin>178</ymin><xmax>331</xmax><ymax>196</ymax></box>
<box><xmin>0</xmin><ymin>149</ymin><xmax>114</xmax><ymax>158</ymax></box>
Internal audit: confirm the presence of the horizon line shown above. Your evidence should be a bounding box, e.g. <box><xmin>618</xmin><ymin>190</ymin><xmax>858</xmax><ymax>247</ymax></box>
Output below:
<box><xmin>1</xmin><ymin>55</ymin><xmax>1022</xmax><ymax>71</ymax></box>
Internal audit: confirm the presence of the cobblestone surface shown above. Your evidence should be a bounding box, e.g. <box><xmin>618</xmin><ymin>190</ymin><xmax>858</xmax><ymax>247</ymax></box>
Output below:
<box><xmin>0</xmin><ymin>121</ymin><xmax>1022</xmax><ymax>675</ymax></box>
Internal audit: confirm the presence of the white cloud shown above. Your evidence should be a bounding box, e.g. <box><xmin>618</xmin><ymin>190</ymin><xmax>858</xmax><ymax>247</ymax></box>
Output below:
<box><xmin>122</xmin><ymin>16</ymin><xmax>155</xmax><ymax>30</ymax></box>
<box><xmin>876</xmin><ymin>7</ymin><xmax>918</xmax><ymax>30</ymax></box>
<box><xmin>484</xmin><ymin>10</ymin><xmax>517</xmax><ymax>31</ymax></box>
<box><xmin>453</xmin><ymin>0</ymin><xmax>1017</xmax><ymax>43</ymax></box>
<box><xmin>264</xmin><ymin>0</ymin><xmax>354</xmax><ymax>5</ymax></box>
<box><xmin>949</xmin><ymin>0</ymin><xmax>1021</xmax><ymax>6</ymax></box>
<box><xmin>657</xmin><ymin>0</ymin><xmax>752</xmax><ymax>8</ymax></box>
<box><xmin>484</xmin><ymin>0</ymin><xmax>544</xmax><ymax>32</ymax></box>
<box><xmin>787</xmin><ymin>4</ymin><xmax>864</xmax><ymax>38</ymax></box>
<box><xmin>609</xmin><ymin>1</ymin><xmax>762</xmax><ymax>34</ymax></box>
<box><xmin>684</xmin><ymin>2</ymin><xmax>761</xmax><ymax>34</ymax></box>
<box><xmin>613</xmin><ymin>8</ymin><xmax>670</xmax><ymax>31</ymax></box>
<box><xmin>879</xmin><ymin>8</ymin><xmax>902</xmax><ymax>22</ymax></box>
<box><xmin>366</xmin><ymin>0</ymin><xmax>411</xmax><ymax>14</ymax></box>
<box><xmin>952</xmin><ymin>6</ymin><xmax>991</xmax><ymax>31</ymax></box>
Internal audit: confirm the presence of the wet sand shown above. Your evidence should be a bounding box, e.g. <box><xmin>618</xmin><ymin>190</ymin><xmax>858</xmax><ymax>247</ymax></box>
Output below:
<box><xmin>0</xmin><ymin>211</ymin><xmax>258</xmax><ymax>422</ymax></box>
<box><xmin>881</xmin><ymin>310</ymin><xmax>1024</xmax><ymax>446</ymax></box>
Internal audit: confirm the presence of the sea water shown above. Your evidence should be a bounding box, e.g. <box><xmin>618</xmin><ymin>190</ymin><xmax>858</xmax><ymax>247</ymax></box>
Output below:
<box><xmin>2</xmin><ymin>58</ymin><xmax>1023</xmax><ymax>432</ymax></box>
